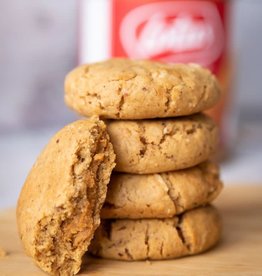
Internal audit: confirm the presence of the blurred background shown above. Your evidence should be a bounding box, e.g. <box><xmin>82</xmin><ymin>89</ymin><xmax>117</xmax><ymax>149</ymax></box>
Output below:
<box><xmin>0</xmin><ymin>0</ymin><xmax>262</xmax><ymax>208</ymax></box>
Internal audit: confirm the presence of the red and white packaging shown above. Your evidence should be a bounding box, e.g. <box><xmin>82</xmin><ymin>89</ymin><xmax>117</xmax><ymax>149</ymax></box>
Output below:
<box><xmin>79</xmin><ymin>0</ymin><xmax>234</xmax><ymax>152</ymax></box>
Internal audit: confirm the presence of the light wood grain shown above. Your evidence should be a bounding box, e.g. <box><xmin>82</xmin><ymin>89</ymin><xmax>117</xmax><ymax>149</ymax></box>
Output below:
<box><xmin>0</xmin><ymin>185</ymin><xmax>262</xmax><ymax>275</ymax></box>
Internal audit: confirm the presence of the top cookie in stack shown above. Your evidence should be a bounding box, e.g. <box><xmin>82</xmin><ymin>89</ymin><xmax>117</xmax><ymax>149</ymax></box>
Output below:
<box><xmin>65</xmin><ymin>58</ymin><xmax>220</xmax><ymax>120</ymax></box>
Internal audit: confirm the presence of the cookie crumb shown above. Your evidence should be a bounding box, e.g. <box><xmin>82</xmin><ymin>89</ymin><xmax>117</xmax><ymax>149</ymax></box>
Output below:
<box><xmin>0</xmin><ymin>247</ymin><xmax>7</xmax><ymax>257</ymax></box>
<box><xmin>146</xmin><ymin>260</ymin><xmax>152</xmax><ymax>265</ymax></box>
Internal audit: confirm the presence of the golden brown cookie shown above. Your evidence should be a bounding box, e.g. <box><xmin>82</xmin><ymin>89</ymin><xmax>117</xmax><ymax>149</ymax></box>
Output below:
<box><xmin>16</xmin><ymin>118</ymin><xmax>115</xmax><ymax>275</ymax></box>
<box><xmin>90</xmin><ymin>206</ymin><xmax>221</xmax><ymax>261</ymax></box>
<box><xmin>65</xmin><ymin>59</ymin><xmax>220</xmax><ymax>119</ymax></box>
<box><xmin>101</xmin><ymin>161</ymin><xmax>223</xmax><ymax>219</ymax></box>
<box><xmin>107</xmin><ymin>113</ymin><xmax>218</xmax><ymax>174</ymax></box>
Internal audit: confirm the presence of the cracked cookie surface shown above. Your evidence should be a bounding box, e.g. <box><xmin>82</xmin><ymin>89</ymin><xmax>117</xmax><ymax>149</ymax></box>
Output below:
<box><xmin>101</xmin><ymin>161</ymin><xmax>223</xmax><ymax>219</ymax></box>
<box><xmin>65</xmin><ymin>59</ymin><xmax>220</xmax><ymax>119</ymax></box>
<box><xmin>90</xmin><ymin>205</ymin><xmax>221</xmax><ymax>260</ymax></box>
<box><xmin>16</xmin><ymin>118</ymin><xmax>116</xmax><ymax>275</ymax></box>
<box><xmin>107</xmin><ymin>113</ymin><xmax>218</xmax><ymax>174</ymax></box>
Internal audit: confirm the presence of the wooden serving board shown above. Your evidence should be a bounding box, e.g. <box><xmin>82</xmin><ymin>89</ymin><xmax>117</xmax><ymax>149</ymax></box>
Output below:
<box><xmin>0</xmin><ymin>185</ymin><xmax>262</xmax><ymax>275</ymax></box>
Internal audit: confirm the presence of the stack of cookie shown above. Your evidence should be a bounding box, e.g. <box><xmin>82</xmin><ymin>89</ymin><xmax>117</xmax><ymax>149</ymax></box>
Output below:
<box><xmin>65</xmin><ymin>59</ymin><xmax>223</xmax><ymax>261</ymax></box>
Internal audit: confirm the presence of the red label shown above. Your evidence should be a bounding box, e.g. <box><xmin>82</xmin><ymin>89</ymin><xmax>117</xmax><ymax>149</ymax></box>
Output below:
<box><xmin>111</xmin><ymin>0</ymin><xmax>227</xmax><ymax>73</ymax></box>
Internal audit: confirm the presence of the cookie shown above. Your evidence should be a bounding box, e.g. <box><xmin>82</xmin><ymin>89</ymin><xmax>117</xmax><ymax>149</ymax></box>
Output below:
<box><xmin>16</xmin><ymin>118</ymin><xmax>115</xmax><ymax>275</ymax></box>
<box><xmin>107</xmin><ymin>113</ymin><xmax>218</xmax><ymax>174</ymax></box>
<box><xmin>101</xmin><ymin>161</ymin><xmax>223</xmax><ymax>219</ymax></box>
<box><xmin>90</xmin><ymin>206</ymin><xmax>221</xmax><ymax>261</ymax></box>
<box><xmin>65</xmin><ymin>59</ymin><xmax>220</xmax><ymax>119</ymax></box>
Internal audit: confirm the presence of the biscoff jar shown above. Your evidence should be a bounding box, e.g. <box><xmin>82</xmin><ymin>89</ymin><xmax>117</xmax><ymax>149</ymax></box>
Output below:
<box><xmin>79</xmin><ymin>0</ymin><xmax>234</xmax><ymax>153</ymax></box>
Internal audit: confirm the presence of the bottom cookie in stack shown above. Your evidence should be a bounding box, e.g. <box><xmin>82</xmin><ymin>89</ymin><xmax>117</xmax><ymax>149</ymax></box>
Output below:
<box><xmin>89</xmin><ymin>161</ymin><xmax>223</xmax><ymax>261</ymax></box>
<box><xmin>90</xmin><ymin>206</ymin><xmax>221</xmax><ymax>261</ymax></box>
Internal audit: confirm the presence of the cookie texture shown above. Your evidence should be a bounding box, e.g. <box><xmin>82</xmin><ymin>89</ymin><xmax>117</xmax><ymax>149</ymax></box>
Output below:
<box><xmin>90</xmin><ymin>206</ymin><xmax>221</xmax><ymax>261</ymax></box>
<box><xmin>65</xmin><ymin>59</ymin><xmax>220</xmax><ymax>119</ymax></box>
<box><xmin>16</xmin><ymin>118</ymin><xmax>115</xmax><ymax>275</ymax></box>
<box><xmin>107</xmin><ymin>113</ymin><xmax>218</xmax><ymax>174</ymax></box>
<box><xmin>101</xmin><ymin>161</ymin><xmax>223</xmax><ymax>219</ymax></box>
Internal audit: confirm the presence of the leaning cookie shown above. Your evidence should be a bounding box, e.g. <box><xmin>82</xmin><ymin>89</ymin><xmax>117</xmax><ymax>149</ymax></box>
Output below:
<box><xmin>101</xmin><ymin>161</ymin><xmax>223</xmax><ymax>219</ymax></box>
<box><xmin>65</xmin><ymin>59</ymin><xmax>220</xmax><ymax>119</ymax></box>
<box><xmin>90</xmin><ymin>206</ymin><xmax>221</xmax><ymax>261</ymax></box>
<box><xmin>16</xmin><ymin>118</ymin><xmax>115</xmax><ymax>275</ymax></box>
<box><xmin>107</xmin><ymin>113</ymin><xmax>218</xmax><ymax>174</ymax></box>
